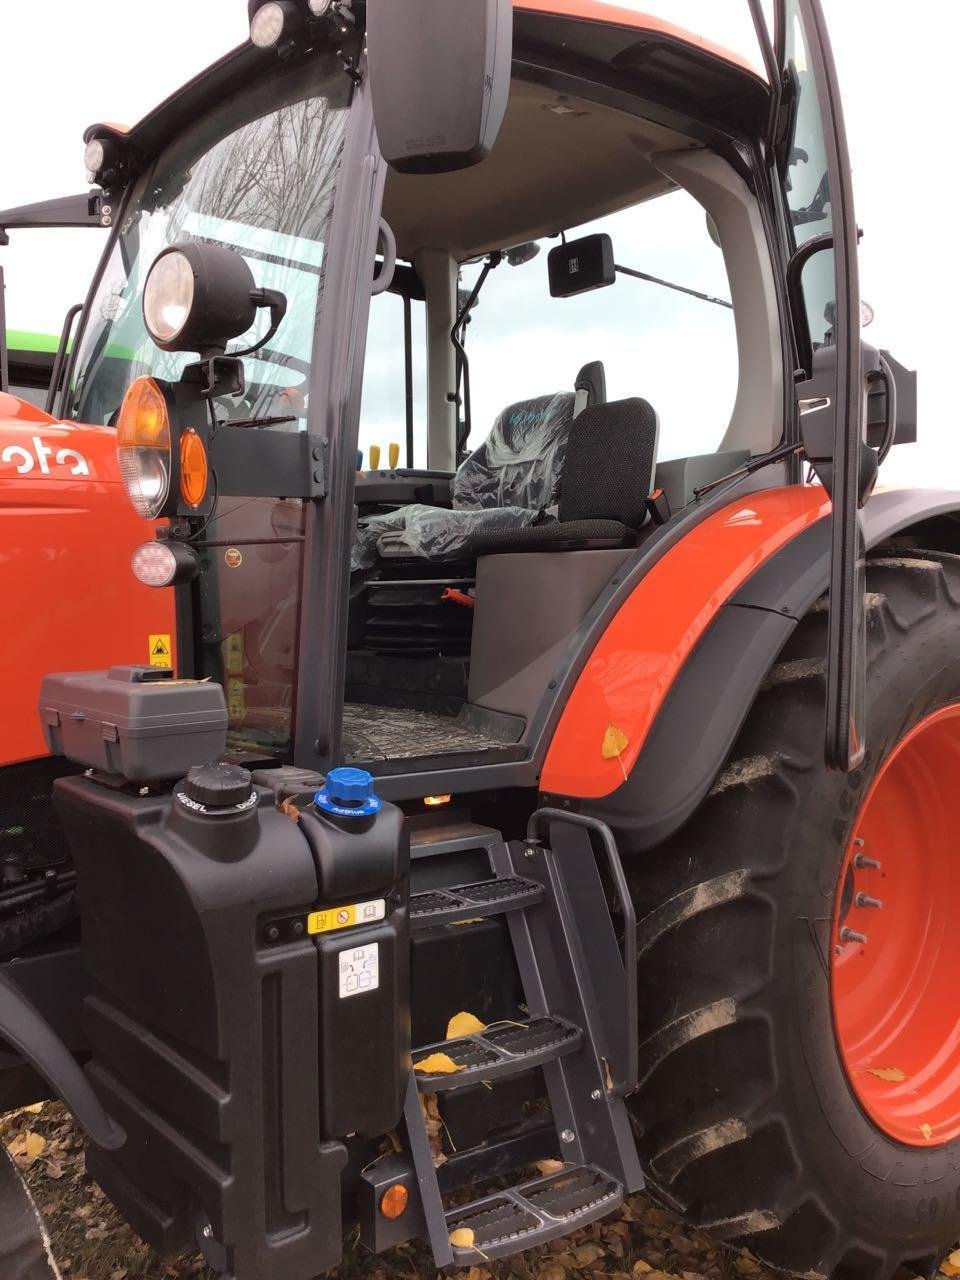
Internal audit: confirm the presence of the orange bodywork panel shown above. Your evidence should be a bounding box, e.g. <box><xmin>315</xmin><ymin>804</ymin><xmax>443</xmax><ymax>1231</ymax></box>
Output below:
<box><xmin>541</xmin><ymin>486</ymin><xmax>832</xmax><ymax>800</ymax></box>
<box><xmin>513</xmin><ymin>0</ymin><xmax>763</xmax><ymax>77</ymax></box>
<box><xmin>0</xmin><ymin>392</ymin><xmax>175</xmax><ymax>767</ymax></box>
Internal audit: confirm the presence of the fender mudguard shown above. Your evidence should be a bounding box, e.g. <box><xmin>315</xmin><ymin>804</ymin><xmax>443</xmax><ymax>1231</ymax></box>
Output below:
<box><xmin>561</xmin><ymin>488</ymin><xmax>960</xmax><ymax>852</ymax></box>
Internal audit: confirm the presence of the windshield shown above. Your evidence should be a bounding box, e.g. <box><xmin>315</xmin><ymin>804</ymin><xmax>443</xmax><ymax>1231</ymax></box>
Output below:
<box><xmin>67</xmin><ymin>53</ymin><xmax>351</xmax><ymax>428</ymax></box>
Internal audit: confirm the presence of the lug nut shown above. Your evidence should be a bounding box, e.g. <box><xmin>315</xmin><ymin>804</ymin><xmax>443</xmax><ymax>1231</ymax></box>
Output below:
<box><xmin>855</xmin><ymin>893</ymin><xmax>883</xmax><ymax>910</ymax></box>
<box><xmin>854</xmin><ymin>854</ymin><xmax>882</xmax><ymax>870</ymax></box>
<box><xmin>590</xmin><ymin>1088</ymin><xmax>603</xmax><ymax>1102</ymax></box>
<box><xmin>840</xmin><ymin>927</ymin><xmax>868</xmax><ymax>946</ymax></box>
<box><xmin>560</xmin><ymin>1128</ymin><xmax>576</xmax><ymax>1144</ymax></box>
<box><xmin>265</xmin><ymin>925</ymin><xmax>280</xmax><ymax>942</ymax></box>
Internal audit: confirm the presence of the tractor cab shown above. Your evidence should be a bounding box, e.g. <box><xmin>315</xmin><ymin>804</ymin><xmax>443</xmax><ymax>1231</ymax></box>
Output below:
<box><xmin>56</xmin><ymin>0</ymin><xmax>876</xmax><ymax>788</ymax></box>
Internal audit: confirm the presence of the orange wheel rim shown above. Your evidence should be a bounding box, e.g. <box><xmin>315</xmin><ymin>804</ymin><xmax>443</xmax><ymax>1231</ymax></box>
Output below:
<box><xmin>832</xmin><ymin>703</ymin><xmax>960</xmax><ymax>1146</ymax></box>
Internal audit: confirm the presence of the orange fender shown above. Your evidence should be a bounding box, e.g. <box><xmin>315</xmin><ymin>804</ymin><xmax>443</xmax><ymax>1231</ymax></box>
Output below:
<box><xmin>541</xmin><ymin>486</ymin><xmax>832</xmax><ymax>799</ymax></box>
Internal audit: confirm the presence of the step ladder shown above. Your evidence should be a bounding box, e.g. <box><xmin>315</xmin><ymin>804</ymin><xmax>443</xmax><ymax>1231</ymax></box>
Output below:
<box><xmin>402</xmin><ymin>808</ymin><xmax>643</xmax><ymax>1267</ymax></box>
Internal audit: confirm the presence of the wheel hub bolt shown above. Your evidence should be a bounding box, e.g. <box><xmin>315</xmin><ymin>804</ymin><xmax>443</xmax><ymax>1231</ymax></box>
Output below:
<box><xmin>560</xmin><ymin>1128</ymin><xmax>576</xmax><ymax>1144</ymax></box>
<box><xmin>840</xmin><ymin>926</ymin><xmax>868</xmax><ymax>945</ymax></box>
<box><xmin>855</xmin><ymin>892</ymin><xmax>883</xmax><ymax>910</ymax></box>
<box><xmin>854</xmin><ymin>853</ymin><xmax>882</xmax><ymax>870</ymax></box>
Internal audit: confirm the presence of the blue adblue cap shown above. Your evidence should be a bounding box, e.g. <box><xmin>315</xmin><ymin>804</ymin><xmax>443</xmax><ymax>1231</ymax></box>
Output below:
<box><xmin>314</xmin><ymin>767</ymin><xmax>383</xmax><ymax>819</ymax></box>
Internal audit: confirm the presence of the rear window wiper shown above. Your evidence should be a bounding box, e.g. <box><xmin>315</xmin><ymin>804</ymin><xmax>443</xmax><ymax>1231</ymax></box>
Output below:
<box><xmin>218</xmin><ymin>413</ymin><xmax>298</xmax><ymax>430</ymax></box>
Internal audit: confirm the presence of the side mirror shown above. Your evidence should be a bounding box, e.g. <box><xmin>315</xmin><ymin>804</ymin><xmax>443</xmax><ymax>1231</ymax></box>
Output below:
<box><xmin>367</xmin><ymin>0</ymin><xmax>512</xmax><ymax>174</ymax></box>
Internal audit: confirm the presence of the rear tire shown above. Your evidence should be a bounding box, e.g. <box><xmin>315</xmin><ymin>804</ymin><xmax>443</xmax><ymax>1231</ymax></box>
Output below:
<box><xmin>626</xmin><ymin>550</ymin><xmax>960</xmax><ymax>1280</ymax></box>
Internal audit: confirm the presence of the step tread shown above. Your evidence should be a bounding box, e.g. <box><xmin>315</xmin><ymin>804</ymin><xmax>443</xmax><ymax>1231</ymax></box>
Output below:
<box><xmin>410</xmin><ymin>875</ymin><xmax>543</xmax><ymax>928</ymax></box>
<box><xmin>414</xmin><ymin>1015</ymin><xmax>582</xmax><ymax>1091</ymax></box>
<box><xmin>446</xmin><ymin>1165</ymin><xmax>623</xmax><ymax>1261</ymax></box>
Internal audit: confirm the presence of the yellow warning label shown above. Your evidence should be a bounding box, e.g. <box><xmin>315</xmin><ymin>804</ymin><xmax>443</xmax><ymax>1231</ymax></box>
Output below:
<box><xmin>307</xmin><ymin>898</ymin><xmax>386</xmax><ymax>935</ymax></box>
<box><xmin>227</xmin><ymin>678</ymin><xmax>246</xmax><ymax>720</ymax></box>
<box><xmin>225</xmin><ymin>633</ymin><xmax>244</xmax><ymax>677</ymax></box>
<box><xmin>149</xmin><ymin>634</ymin><xmax>172</xmax><ymax>668</ymax></box>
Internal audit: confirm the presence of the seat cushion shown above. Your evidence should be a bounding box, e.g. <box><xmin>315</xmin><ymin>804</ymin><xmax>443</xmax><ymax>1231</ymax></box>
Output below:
<box><xmin>353</xmin><ymin>503</ymin><xmax>541</xmax><ymax>568</ymax></box>
<box><xmin>468</xmin><ymin>518</ymin><xmax>634</xmax><ymax>557</ymax></box>
<box><xmin>452</xmin><ymin>391</ymin><xmax>575</xmax><ymax>512</ymax></box>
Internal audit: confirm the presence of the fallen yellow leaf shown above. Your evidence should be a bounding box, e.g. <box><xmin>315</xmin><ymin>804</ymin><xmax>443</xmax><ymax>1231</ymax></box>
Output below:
<box><xmin>947</xmin><ymin>1251</ymin><xmax>960</xmax><ymax>1268</ymax></box>
<box><xmin>867</xmin><ymin>1067</ymin><xmax>906</xmax><ymax>1082</ymax></box>
<box><xmin>633</xmin><ymin>1263</ymin><xmax>653</xmax><ymax>1276</ymax></box>
<box><xmin>21</xmin><ymin>1103</ymin><xmax>44</xmax><ymax>1115</ymax></box>
<box><xmin>23</xmin><ymin>1131</ymin><xmax>45</xmax><ymax>1161</ymax></box>
<box><xmin>536</xmin><ymin>1158</ymin><xmax>566</xmax><ymax>1176</ymax></box>
<box><xmin>450</xmin><ymin>1227</ymin><xmax>476</xmax><ymax>1248</ymax></box>
<box><xmin>939</xmin><ymin>1263</ymin><xmax>960</xmax><ymax>1277</ymax></box>
<box><xmin>920</xmin><ymin>1123</ymin><xmax>934</xmax><ymax>1141</ymax></box>
<box><xmin>414</xmin><ymin>1052</ymin><xmax>464</xmax><ymax>1075</ymax></box>
<box><xmin>602</xmin><ymin>724</ymin><xmax>630</xmax><ymax>761</ymax></box>
<box><xmin>574</xmin><ymin>1244</ymin><xmax>605</xmax><ymax>1266</ymax></box>
<box><xmin>447</xmin><ymin>1011</ymin><xmax>486</xmax><ymax>1040</ymax></box>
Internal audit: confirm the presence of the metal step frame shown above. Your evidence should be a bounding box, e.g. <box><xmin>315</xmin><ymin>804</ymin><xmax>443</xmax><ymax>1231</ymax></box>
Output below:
<box><xmin>401</xmin><ymin>808</ymin><xmax>643</xmax><ymax>1267</ymax></box>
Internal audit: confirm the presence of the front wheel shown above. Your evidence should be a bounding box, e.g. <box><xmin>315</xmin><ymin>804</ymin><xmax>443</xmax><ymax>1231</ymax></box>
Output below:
<box><xmin>626</xmin><ymin>550</ymin><xmax>960</xmax><ymax>1280</ymax></box>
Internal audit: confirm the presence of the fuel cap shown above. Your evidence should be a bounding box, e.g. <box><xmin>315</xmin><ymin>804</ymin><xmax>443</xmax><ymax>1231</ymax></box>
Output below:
<box><xmin>183</xmin><ymin>762</ymin><xmax>254</xmax><ymax>809</ymax></box>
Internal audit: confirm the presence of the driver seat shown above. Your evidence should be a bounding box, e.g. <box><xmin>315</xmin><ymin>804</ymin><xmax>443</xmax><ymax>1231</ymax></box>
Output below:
<box><xmin>353</xmin><ymin>363</ymin><xmax>604</xmax><ymax>566</ymax></box>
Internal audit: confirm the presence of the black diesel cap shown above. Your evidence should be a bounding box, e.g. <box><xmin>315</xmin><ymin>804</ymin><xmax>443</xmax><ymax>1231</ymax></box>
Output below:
<box><xmin>183</xmin><ymin>762</ymin><xmax>253</xmax><ymax>808</ymax></box>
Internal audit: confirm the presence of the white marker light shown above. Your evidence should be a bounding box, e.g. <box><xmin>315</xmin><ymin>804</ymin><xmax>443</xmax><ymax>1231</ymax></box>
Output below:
<box><xmin>307</xmin><ymin>0</ymin><xmax>334</xmax><ymax>14</ymax></box>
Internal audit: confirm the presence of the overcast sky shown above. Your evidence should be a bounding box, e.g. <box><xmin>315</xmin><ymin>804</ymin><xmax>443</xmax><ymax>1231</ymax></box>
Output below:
<box><xmin>1</xmin><ymin>1</ymin><xmax>954</xmax><ymax>487</ymax></box>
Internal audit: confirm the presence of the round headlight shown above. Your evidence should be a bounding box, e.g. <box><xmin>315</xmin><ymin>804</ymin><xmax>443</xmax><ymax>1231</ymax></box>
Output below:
<box><xmin>250</xmin><ymin>1</ymin><xmax>287</xmax><ymax>46</ymax></box>
<box><xmin>84</xmin><ymin>139</ymin><xmax>105</xmax><ymax>184</ymax></box>
<box><xmin>143</xmin><ymin>250</ymin><xmax>195</xmax><ymax>346</ymax></box>
<box><xmin>117</xmin><ymin>377</ymin><xmax>172</xmax><ymax>518</ymax></box>
<box><xmin>307</xmin><ymin>0</ymin><xmax>333</xmax><ymax>14</ymax></box>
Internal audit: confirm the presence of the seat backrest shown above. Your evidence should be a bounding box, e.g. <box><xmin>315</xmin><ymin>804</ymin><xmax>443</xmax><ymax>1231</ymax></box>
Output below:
<box><xmin>452</xmin><ymin>391</ymin><xmax>575</xmax><ymax>512</ymax></box>
<box><xmin>558</xmin><ymin>397</ymin><xmax>660</xmax><ymax>527</ymax></box>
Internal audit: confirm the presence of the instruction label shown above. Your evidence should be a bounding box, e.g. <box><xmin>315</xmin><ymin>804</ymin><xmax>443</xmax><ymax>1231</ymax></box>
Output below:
<box><xmin>227</xmin><ymin>678</ymin><xmax>246</xmax><ymax>720</ymax></box>
<box><xmin>307</xmin><ymin>898</ymin><xmax>386</xmax><ymax>936</ymax></box>
<box><xmin>225</xmin><ymin>633</ymin><xmax>244</xmax><ymax>676</ymax></box>
<box><xmin>149</xmin><ymin>634</ymin><xmax>172</xmax><ymax>668</ymax></box>
<box><xmin>338</xmin><ymin>942</ymin><xmax>379</xmax><ymax>998</ymax></box>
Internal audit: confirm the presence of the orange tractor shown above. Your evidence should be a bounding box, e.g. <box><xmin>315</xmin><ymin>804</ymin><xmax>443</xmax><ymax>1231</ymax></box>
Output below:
<box><xmin>0</xmin><ymin>3</ymin><xmax>955</xmax><ymax>1279</ymax></box>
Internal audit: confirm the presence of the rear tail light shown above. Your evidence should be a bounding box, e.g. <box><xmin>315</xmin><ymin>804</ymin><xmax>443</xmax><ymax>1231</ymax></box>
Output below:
<box><xmin>117</xmin><ymin>377</ymin><xmax>172</xmax><ymax>518</ymax></box>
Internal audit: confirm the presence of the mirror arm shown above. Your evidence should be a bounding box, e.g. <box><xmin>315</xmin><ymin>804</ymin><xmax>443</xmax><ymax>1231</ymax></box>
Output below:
<box><xmin>787</xmin><ymin>232</ymin><xmax>833</xmax><ymax>376</ymax></box>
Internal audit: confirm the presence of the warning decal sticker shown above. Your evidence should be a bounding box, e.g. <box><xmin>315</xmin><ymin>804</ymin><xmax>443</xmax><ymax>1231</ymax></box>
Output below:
<box><xmin>307</xmin><ymin>898</ymin><xmax>386</xmax><ymax>935</ymax></box>
<box><xmin>227</xmin><ymin>678</ymin><xmax>246</xmax><ymax>720</ymax></box>
<box><xmin>149</xmin><ymin>635</ymin><xmax>172</xmax><ymax>668</ymax></box>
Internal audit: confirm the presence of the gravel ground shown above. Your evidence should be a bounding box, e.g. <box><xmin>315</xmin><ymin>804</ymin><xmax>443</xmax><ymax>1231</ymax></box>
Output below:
<box><xmin>4</xmin><ymin>1103</ymin><xmax>958</xmax><ymax>1280</ymax></box>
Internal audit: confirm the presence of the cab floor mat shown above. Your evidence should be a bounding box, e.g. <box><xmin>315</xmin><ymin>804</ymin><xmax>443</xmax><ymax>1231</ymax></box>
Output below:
<box><xmin>342</xmin><ymin>703</ymin><xmax>503</xmax><ymax>763</ymax></box>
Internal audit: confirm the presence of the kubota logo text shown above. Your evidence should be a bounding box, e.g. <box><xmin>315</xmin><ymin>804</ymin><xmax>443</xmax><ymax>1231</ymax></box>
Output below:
<box><xmin>1</xmin><ymin>435</ymin><xmax>90</xmax><ymax>477</ymax></box>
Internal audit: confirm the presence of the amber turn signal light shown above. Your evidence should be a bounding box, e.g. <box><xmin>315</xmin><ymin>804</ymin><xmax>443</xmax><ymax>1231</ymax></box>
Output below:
<box><xmin>379</xmin><ymin>1183</ymin><xmax>409</xmax><ymax>1220</ymax></box>
<box><xmin>117</xmin><ymin>376</ymin><xmax>173</xmax><ymax>518</ymax></box>
<box><xmin>179</xmin><ymin>429</ymin><xmax>209</xmax><ymax>509</ymax></box>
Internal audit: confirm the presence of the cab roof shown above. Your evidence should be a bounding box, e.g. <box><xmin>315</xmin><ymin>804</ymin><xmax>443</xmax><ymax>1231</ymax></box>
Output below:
<box><xmin>86</xmin><ymin>3</ymin><xmax>768</xmax><ymax>171</ymax></box>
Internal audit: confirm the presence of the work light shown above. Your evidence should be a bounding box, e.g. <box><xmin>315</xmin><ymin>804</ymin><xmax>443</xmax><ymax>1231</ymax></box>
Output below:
<box><xmin>307</xmin><ymin>0</ymin><xmax>334</xmax><ymax>13</ymax></box>
<box><xmin>250</xmin><ymin>0</ymin><xmax>301</xmax><ymax>47</ymax></box>
<box><xmin>84</xmin><ymin>140</ymin><xmax>105</xmax><ymax>185</ymax></box>
<box><xmin>143</xmin><ymin>250</ymin><xmax>195</xmax><ymax>346</ymax></box>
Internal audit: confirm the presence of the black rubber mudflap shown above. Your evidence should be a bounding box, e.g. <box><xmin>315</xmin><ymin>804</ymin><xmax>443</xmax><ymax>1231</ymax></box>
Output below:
<box><xmin>0</xmin><ymin>1143</ymin><xmax>61</xmax><ymax>1279</ymax></box>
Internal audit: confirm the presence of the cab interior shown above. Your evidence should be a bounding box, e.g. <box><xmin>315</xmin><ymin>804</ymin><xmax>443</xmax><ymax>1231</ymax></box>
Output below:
<box><xmin>329</xmin><ymin>74</ymin><xmax>784</xmax><ymax>774</ymax></box>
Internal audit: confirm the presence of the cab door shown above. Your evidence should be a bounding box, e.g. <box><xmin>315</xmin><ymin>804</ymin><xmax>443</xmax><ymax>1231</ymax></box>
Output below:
<box><xmin>773</xmin><ymin>0</ymin><xmax>867</xmax><ymax>771</ymax></box>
